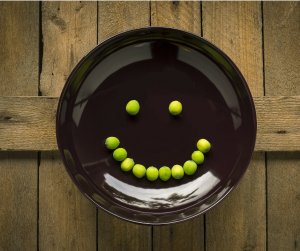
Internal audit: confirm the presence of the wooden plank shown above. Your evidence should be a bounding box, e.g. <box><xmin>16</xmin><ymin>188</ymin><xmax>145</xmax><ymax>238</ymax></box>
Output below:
<box><xmin>203</xmin><ymin>2</ymin><xmax>266</xmax><ymax>251</ymax></box>
<box><xmin>150</xmin><ymin>2</ymin><xmax>204</xmax><ymax>251</ymax></box>
<box><xmin>153</xmin><ymin>217</ymin><xmax>204</xmax><ymax>251</ymax></box>
<box><xmin>264</xmin><ymin>2</ymin><xmax>300</xmax><ymax>97</ymax></box>
<box><xmin>255</xmin><ymin>96</ymin><xmax>300</xmax><ymax>151</ymax></box>
<box><xmin>1</xmin><ymin>96</ymin><xmax>299</xmax><ymax>152</ymax></box>
<box><xmin>39</xmin><ymin>152</ymin><xmax>97</xmax><ymax>251</ymax></box>
<box><xmin>98</xmin><ymin>1</ymin><xmax>150</xmax><ymax>41</ymax></box>
<box><xmin>0</xmin><ymin>97</ymin><xmax>57</xmax><ymax>151</ymax></box>
<box><xmin>98</xmin><ymin>211</ymin><xmax>151</xmax><ymax>251</ymax></box>
<box><xmin>97</xmin><ymin>2</ymin><xmax>152</xmax><ymax>251</ymax></box>
<box><xmin>0</xmin><ymin>152</ymin><xmax>37</xmax><ymax>251</ymax></box>
<box><xmin>267</xmin><ymin>153</ymin><xmax>300</xmax><ymax>251</ymax></box>
<box><xmin>264</xmin><ymin>2</ymin><xmax>300</xmax><ymax>251</ymax></box>
<box><xmin>150</xmin><ymin>1</ymin><xmax>201</xmax><ymax>33</ymax></box>
<box><xmin>0</xmin><ymin>2</ymin><xmax>38</xmax><ymax>250</ymax></box>
<box><xmin>39</xmin><ymin>3</ymin><xmax>97</xmax><ymax>250</ymax></box>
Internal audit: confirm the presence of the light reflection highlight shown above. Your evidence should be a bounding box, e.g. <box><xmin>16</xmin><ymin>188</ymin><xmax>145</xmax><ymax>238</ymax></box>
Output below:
<box><xmin>103</xmin><ymin>171</ymin><xmax>221</xmax><ymax>209</ymax></box>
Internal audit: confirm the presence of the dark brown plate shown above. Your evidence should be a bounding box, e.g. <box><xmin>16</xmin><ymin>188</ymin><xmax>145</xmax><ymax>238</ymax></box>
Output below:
<box><xmin>56</xmin><ymin>27</ymin><xmax>256</xmax><ymax>225</ymax></box>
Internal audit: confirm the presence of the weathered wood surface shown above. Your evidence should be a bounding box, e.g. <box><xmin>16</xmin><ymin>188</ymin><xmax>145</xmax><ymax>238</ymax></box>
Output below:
<box><xmin>98</xmin><ymin>211</ymin><xmax>152</xmax><ymax>251</ymax></box>
<box><xmin>153</xmin><ymin>217</ymin><xmax>204</xmax><ymax>251</ymax></box>
<box><xmin>0</xmin><ymin>2</ymin><xmax>299</xmax><ymax>251</ymax></box>
<box><xmin>264</xmin><ymin>2</ymin><xmax>300</xmax><ymax>97</ymax></box>
<box><xmin>267</xmin><ymin>153</ymin><xmax>300</xmax><ymax>251</ymax></box>
<box><xmin>39</xmin><ymin>2</ymin><xmax>97</xmax><ymax>250</ymax></box>
<box><xmin>264</xmin><ymin>2</ymin><xmax>300</xmax><ymax>251</ymax></box>
<box><xmin>0</xmin><ymin>2</ymin><xmax>39</xmax><ymax>251</ymax></box>
<box><xmin>97</xmin><ymin>2</ymin><xmax>152</xmax><ymax>251</ymax></box>
<box><xmin>256</xmin><ymin>96</ymin><xmax>300</xmax><ymax>151</ymax></box>
<box><xmin>151</xmin><ymin>1</ymin><xmax>201</xmax><ymax>33</ymax></box>
<box><xmin>203</xmin><ymin>2</ymin><xmax>266</xmax><ymax>251</ymax></box>
<box><xmin>0</xmin><ymin>97</ymin><xmax>57</xmax><ymax>151</ymax></box>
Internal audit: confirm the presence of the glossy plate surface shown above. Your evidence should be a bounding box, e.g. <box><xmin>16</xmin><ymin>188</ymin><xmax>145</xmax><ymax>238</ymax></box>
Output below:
<box><xmin>56</xmin><ymin>27</ymin><xmax>256</xmax><ymax>224</ymax></box>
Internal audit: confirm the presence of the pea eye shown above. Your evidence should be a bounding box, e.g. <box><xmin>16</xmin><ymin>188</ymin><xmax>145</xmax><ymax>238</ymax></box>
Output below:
<box><xmin>126</xmin><ymin>100</ymin><xmax>140</xmax><ymax>115</ymax></box>
<box><xmin>169</xmin><ymin>100</ymin><xmax>182</xmax><ymax>116</ymax></box>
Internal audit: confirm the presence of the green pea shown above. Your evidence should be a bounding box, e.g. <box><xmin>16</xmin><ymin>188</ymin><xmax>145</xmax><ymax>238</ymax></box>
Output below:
<box><xmin>120</xmin><ymin>158</ymin><xmax>135</xmax><ymax>172</ymax></box>
<box><xmin>132</xmin><ymin>164</ymin><xmax>146</xmax><ymax>178</ymax></box>
<box><xmin>105</xmin><ymin>136</ymin><xmax>120</xmax><ymax>150</ymax></box>
<box><xmin>159</xmin><ymin>166</ymin><xmax>171</xmax><ymax>181</ymax></box>
<box><xmin>146</xmin><ymin>166</ymin><xmax>159</xmax><ymax>181</ymax></box>
<box><xmin>191</xmin><ymin>151</ymin><xmax>205</xmax><ymax>164</ymax></box>
<box><xmin>169</xmin><ymin>100</ymin><xmax>182</xmax><ymax>115</ymax></box>
<box><xmin>197</xmin><ymin>139</ymin><xmax>211</xmax><ymax>153</ymax></box>
<box><xmin>183</xmin><ymin>160</ymin><xmax>197</xmax><ymax>175</ymax></box>
<box><xmin>171</xmin><ymin>165</ymin><xmax>184</xmax><ymax>179</ymax></box>
<box><xmin>126</xmin><ymin>100</ymin><xmax>140</xmax><ymax>115</ymax></box>
<box><xmin>112</xmin><ymin>148</ymin><xmax>127</xmax><ymax>161</ymax></box>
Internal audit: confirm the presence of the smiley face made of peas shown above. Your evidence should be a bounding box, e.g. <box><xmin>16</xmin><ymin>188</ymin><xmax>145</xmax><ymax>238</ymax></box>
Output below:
<box><xmin>104</xmin><ymin>99</ymin><xmax>212</xmax><ymax>182</ymax></box>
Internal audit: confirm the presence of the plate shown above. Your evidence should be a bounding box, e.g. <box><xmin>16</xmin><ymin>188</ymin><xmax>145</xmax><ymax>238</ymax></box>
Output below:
<box><xmin>56</xmin><ymin>27</ymin><xmax>256</xmax><ymax>225</ymax></box>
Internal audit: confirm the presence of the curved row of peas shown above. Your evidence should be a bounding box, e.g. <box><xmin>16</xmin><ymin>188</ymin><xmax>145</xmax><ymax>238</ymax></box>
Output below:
<box><xmin>105</xmin><ymin>136</ymin><xmax>211</xmax><ymax>181</ymax></box>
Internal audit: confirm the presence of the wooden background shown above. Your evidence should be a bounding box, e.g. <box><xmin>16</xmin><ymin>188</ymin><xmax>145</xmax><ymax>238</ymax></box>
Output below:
<box><xmin>0</xmin><ymin>1</ymin><xmax>299</xmax><ymax>251</ymax></box>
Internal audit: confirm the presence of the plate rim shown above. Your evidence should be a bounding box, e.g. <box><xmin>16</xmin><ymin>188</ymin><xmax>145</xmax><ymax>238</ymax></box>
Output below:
<box><xmin>56</xmin><ymin>26</ymin><xmax>257</xmax><ymax>225</ymax></box>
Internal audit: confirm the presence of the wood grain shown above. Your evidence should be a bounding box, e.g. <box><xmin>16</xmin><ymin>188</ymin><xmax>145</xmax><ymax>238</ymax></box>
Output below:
<box><xmin>0</xmin><ymin>97</ymin><xmax>57</xmax><ymax>151</ymax></box>
<box><xmin>255</xmin><ymin>96</ymin><xmax>300</xmax><ymax>151</ymax></box>
<box><xmin>0</xmin><ymin>2</ymin><xmax>38</xmax><ymax>250</ymax></box>
<box><xmin>203</xmin><ymin>2</ymin><xmax>266</xmax><ymax>250</ymax></box>
<box><xmin>98</xmin><ymin>1</ymin><xmax>150</xmax><ymax>42</ymax></box>
<box><xmin>264</xmin><ymin>2</ymin><xmax>300</xmax><ymax>250</ymax></box>
<box><xmin>0</xmin><ymin>152</ymin><xmax>37</xmax><ymax>251</ymax></box>
<box><xmin>151</xmin><ymin>1</ymin><xmax>201</xmax><ymax>33</ymax></box>
<box><xmin>97</xmin><ymin>2</ymin><xmax>152</xmax><ymax>251</ymax></box>
<box><xmin>39</xmin><ymin>2</ymin><xmax>97</xmax><ymax>250</ymax></box>
<box><xmin>0</xmin><ymin>2</ymin><xmax>298</xmax><ymax>251</ymax></box>
<box><xmin>98</xmin><ymin>211</ymin><xmax>151</xmax><ymax>251</ymax></box>
<box><xmin>150</xmin><ymin>2</ymin><xmax>204</xmax><ymax>251</ymax></box>
<box><xmin>267</xmin><ymin>153</ymin><xmax>300</xmax><ymax>251</ymax></box>
<box><xmin>39</xmin><ymin>152</ymin><xmax>96</xmax><ymax>251</ymax></box>
<box><xmin>264</xmin><ymin>2</ymin><xmax>300</xmax><ymax>96</ymax></box>
<box><xmin>153</xmin><ymin>217</ymin><xmax>204</xmax><ymax>251</ymax></box>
